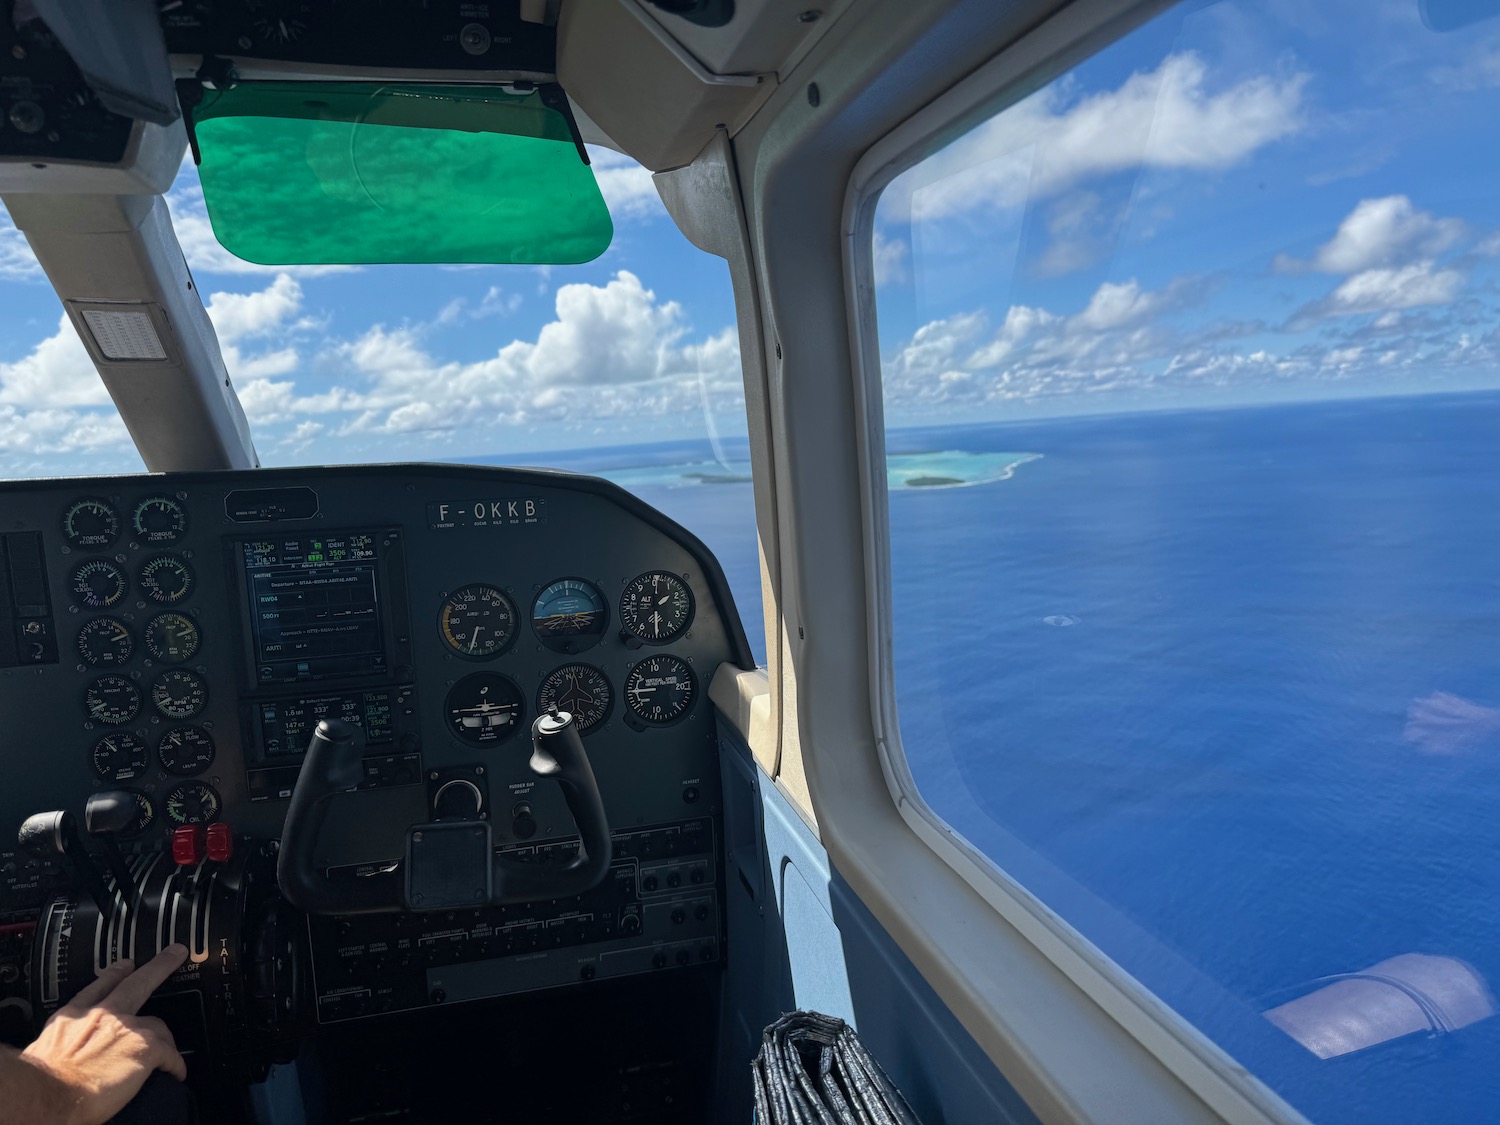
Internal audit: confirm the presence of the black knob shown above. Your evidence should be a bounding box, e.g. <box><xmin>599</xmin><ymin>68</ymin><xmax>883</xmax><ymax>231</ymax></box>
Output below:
<box><xmin>670</xmin><ymin>908</ymin><xmax>685</xmax><ymax>925</ymax></box>
<box><xmin>675</xmin><ymin>949</ymin><xmax>691</xmax><ymax>967</ymax></box>
<box><xmin>579</xmin><ymin>964</ymin><xmax>596</xmax><ymax>981</ymax></box>
<box><xmin>651</xmin><ymin>952</ymin><xmax>666</xmax><ymax>969</ymax></box>
<box><xmin>642</xmin><ymin>874</ymin><xmax>658</xmax><ymax>892</ymax></box>
<box><xmin>694</xmin><ymin>905</ymin><xmax>709</xmax><ymax>922</ymax></box>
<box><xmin>690</xmin><ymin>868</ymin><xmax>705</xmax><ymax>885</ymax></box>
<box><xmin>621</xmin><ymin>914</ymin><xmax>641</xmax><ymax>935</ymax></box>
<box><xmin>666</xmin><ymin>872</ymin><xmax>682</xmax><ymax>888</ymax></box>
<box><xmin>510</xmin><ymin>802</ymin><xmax>537</xmax><ymax>840</ymax></box>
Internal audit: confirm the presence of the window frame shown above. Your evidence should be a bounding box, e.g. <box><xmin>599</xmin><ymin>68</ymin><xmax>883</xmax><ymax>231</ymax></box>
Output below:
<box><xmin>840</xmin><ymin>0</ymin><xmax>1309</xmax><ymax>1117</ymax></box>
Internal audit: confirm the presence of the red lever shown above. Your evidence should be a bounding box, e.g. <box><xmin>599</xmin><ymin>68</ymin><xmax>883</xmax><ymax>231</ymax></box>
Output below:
<box><xmin>205</xmin><ymin>822</ymin><xmax>233</xmax><ymax>863</ymax></box>
<box><xmin>171</xmin><ymin>825</ymin><xmax>205</xmax><ymax>866</ymax></box>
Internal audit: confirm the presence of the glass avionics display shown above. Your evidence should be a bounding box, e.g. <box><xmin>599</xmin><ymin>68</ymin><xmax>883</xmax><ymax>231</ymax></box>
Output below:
<box><xmin>241</xmin><ymin>531</ymin><xmax>386</xmax><ymax>684</ymax></box>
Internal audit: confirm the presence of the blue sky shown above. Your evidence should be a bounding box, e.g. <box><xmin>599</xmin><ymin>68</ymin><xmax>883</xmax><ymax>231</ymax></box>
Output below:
<box><xmin>4</xmin><ymin>0</ymin><xmax>1500</xmax><ymax>474</ymax></box>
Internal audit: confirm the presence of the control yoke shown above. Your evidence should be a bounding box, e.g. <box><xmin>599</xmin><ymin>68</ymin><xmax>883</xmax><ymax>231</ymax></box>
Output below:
<box><xmin>277</xmin><ymin>711</ymin><xmax>612</xmax><ymax>914</ymax></box>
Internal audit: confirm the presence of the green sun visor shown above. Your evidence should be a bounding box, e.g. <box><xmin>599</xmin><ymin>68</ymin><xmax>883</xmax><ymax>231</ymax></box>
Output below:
<box><xmin>185</xmin><ymin>82</ymin><xmax>613</xmax><ymax>266</ymax></box>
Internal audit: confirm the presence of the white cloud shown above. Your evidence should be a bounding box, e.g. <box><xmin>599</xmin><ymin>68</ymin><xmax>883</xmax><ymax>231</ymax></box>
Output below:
<box><xmin>0</xmin><ymin>206</ymin><xmax>42</xmax><ymax>281</ymax></box>
<box><xmin>205</xmin><ymin>273</ymin><xmax>304</xmax><ymax>343</ymax></box>
<box><xmin>1072</xmin><ymin>279</ymin><xmax>1167</xmax><ymax>331</ymax></box>
<box><xmin>1317</xmin><ymin>261</ymin><xmax>1465</xmax><ymax>316</ymax></box>
<box><xmin>1277</xmin><ymin>196</ymin><xmax>1465</xmax><ymax>274</ymax></box>
<box><xmin>1431</xmin><ymin>44</ymin><xmax>1500</xmax><ymax>90</ymax></box>
<box><xmin>872</xmin><ymin>229</ymin><xmax>908</xmax><ymax>285</ymax></box>
<box><xmin>894</xmin><ymin>53</ymin><xmax>1307</xmax><ymax>222</ymax></box>
<box><xmin>0</xmin><ymin>314</ymin><xmax>108</xmax><ymax>409</ymax></box>
<box><xmin>166</xmin><ymin>177</ymin><xmax>356</xmax><ymax>278</ymax></box>
<box><xmin>587</xmin><ymin>146</ymin><xmax>666</xmax><ymax>222</ymax></box>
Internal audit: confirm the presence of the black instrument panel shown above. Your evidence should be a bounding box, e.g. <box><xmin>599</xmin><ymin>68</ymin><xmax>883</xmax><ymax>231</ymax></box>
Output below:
<box><xmin>0</xmin><ymin>464</ymin><xmax>749</xmax><ymax>1037</ymax></box>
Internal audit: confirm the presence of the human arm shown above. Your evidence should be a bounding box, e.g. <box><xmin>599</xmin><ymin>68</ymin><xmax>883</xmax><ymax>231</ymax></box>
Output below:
<box><xmin>0</xmin><ymin>944</ymin><xmax>189</xmax><ymax>1125</ymax></box>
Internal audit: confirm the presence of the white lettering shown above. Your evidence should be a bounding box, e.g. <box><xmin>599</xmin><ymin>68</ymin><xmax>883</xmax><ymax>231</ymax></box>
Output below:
<box><xmin>490</xmin><ymin>502</ymin><xmax>505</xmax><ymax>519</ymax></box>
<box><xmin>473</xmin><ymin>502</ymin><xmax>485</xmax><ymax>519</ymax></box>
<box><xmin>507</xmin><ymin>501</ymin><xmax>519</xmax><ymax>517</ymax></box>
<box><xmin>438</xmin><ymin>504</ymin><xmax>449</xmax><ymax>521</ymax></box>
<box><xmin>525</xmin><ymin>500</ymin><xmax>536</xmax><ymax>516</ymax></box>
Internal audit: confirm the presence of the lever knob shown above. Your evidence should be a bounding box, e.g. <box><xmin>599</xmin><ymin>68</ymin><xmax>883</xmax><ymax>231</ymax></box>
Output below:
<box><xmin>17</xmin><ymin>810</ymin><xmax>113</xmax><ymax>916</ymax></box>
<box><xmin>84</xmin><ymin>791</ymin><xmax>140</xmax><ymax>838</ymax></box>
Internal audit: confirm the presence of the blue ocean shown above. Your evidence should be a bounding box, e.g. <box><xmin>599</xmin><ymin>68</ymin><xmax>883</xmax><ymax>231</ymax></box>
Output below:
<box><xmin>484</xmin><ymin>389</ymin><xmax>1500</xmax><ymax>1123</ymax></box>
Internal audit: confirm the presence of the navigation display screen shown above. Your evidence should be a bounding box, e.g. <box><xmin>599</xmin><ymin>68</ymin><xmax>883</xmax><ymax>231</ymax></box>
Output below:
<box><xmin>241</xmin><ymin>530</ymin><xmax>387</xmax><ymax>684</ymax></box>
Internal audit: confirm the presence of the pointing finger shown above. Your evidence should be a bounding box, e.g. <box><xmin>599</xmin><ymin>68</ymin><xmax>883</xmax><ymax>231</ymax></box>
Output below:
<box><xmin>103</xmin><ymin>944</ymin><xmax>188</xmax><ymax>1015</ymax></box>
<box><xmin>61</xmin><ymin>958</ymin><xmax>135</xmax><ymax>1012</ymax></box>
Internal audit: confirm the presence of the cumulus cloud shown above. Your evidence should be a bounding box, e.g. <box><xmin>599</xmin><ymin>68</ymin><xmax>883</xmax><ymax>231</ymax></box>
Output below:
<box><xmin>0</xmin><ymin>206</ymin><xmax>42</xmax><ymax>281</ymax></box>
<box><xmin>166</xmin><ymin>178</ymin><xmax>355</xmax><ymax>278</ymax></box>
<box><xmin>890</xmin><ymin>53</ymin><xmax>1307</xmax><ymax>223</ymax></box>
<box><xmin>587</xmin><ymin>146</ymin><xmax>666</xmax><ymax>222</ymax></box>
<box><xmin>872</xmin><ymin>229</ymin><xmax>908</xmax><ymax>285</ymax></box>
<box><xmin>1276</xmin><ymin>196</ymin><xmax>1465</xmax><ymax>274</ymax></box>
<box><xmin>0</xmin><ymin>314</ymin><xmax>108</xmax><ymax>409</ymax></box>
<box><xmin>1291</xmin><ymin>261</ymin><xmax>1465</xmax><ymax>327</ymax></box>
<box><xmin>327</xmin><ymin>271</ymin><xmax>739</xmax><ymax>435</ymax></box>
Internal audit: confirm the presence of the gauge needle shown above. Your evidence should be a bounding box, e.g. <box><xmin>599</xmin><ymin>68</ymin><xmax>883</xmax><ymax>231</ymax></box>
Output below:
<box><xmin>470</xmin><ymin>627</ymin><xmax>482</xmax><ymax>652</ymax></box>
<box><xmin>658</xmin><ymin>595</ymin><xmax>670</xmax><ymax>604</ymax></box>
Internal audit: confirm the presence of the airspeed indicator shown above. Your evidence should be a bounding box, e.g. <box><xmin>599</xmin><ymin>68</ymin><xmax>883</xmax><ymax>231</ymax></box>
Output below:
<box><xmin>438</xmin><ymin>584</ymin><xmax>517</xmax><ymax>659</ymax></box>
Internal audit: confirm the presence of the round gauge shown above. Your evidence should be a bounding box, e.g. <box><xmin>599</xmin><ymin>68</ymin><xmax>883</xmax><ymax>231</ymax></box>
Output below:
<box><xmin>138</xmin><ymin>555</ymin><xmax>193</xmax><ymax>604</ymax></box>
<box><xmin>70</xmin><ymin>558</ymin><xmax>127</xmax><ymax>609</ymax></box>
<box><xmin>164</xmin><ymin>781</ymin><xmax>220</xmax><ymax>826</ymax></box>
<box><xmin>537</xmin><ymin>663</ymin><xmax>613</xmax><ymax>734</ymax></box>
<box><xmin>445</xmin><ymin>672</ymin><xmax>525</xmax><ymax>746</ymax></box>
<box><xmin>144</xmin><ymin>612</ymin><xmax>199</xmax><ymax>663</ymax></box>
<box><xmin>151</xmin><ymin>669</ymin><xmax>208</xmax><ymax>719</ymax></box>
<box><xmin>131</xmin><ymin>496</ymin><xmax>188</xmax><ymax>544</ymax></box>
<box><xmin>117</xmin><ymin>790</ymin><xmax>155</xmax><ymax>838</ymax></box>
<box><xmin>624</xmin><ymin>655</ymin><xmax>697</xmax><ymax>726</ymax></box>
<box><xmin>619</xmin><ymin>571</ymin><xmax>694</xmax><ymax>644</ymax></box>
<box><xmin>84</xmin><ymin>675</ymin><xmax>141</xmax><ymax>725</ymax></box>
<box><xmin>62</xmin><ymin>497</ymin><xmax>119</xmax><ymax>549</ymax></box>
<box><xmin>532</xmin><ymin>578</ymin><xmax>608</xmax><ymax>653</ymax></box>
<box><xmin>91</xmin><ymin>732</ymin><xmax>150</xmax><ymax>782</ymax></box>
<box><xmin>438</xmin><ymin>585</ymin><xmax>518</xmax><ymax>659</ymax></box>
<box><xmin>77</xmin><ymin>617</ymin><xmax>133</xmax><ymax>667</ymax></box>
<box><xmin>158</xmin><ymin>726</ymin><xmax>215</xmax><ymax>775</ymax></box>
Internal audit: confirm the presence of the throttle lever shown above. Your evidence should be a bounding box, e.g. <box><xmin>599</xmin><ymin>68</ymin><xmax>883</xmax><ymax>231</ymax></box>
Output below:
<box><xmin>18</xmin><ymin>810</ymin><xmax>114</xmax><ymax>916</ymax></box>
<box><xmin>85</xmin><ymin>790</ymin><xmax>142</xmax><ymax>893</ymax></box>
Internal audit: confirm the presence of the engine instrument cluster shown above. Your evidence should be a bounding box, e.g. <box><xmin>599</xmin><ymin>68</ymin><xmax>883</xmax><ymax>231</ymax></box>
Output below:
<box><xmin>0</xmin><ymin>464</ymin><xmax>748</xmax><ymax>1069</ymax></box>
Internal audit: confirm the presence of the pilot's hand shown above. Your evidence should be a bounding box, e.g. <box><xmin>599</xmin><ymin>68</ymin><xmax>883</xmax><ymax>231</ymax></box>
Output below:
<box><xmin>5</xmin><ymin>944</ymin><xmax>189</xmax><ymax>1125</ymax></box>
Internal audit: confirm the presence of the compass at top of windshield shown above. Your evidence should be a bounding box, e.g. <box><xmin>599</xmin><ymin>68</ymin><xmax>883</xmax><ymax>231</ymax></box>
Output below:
<box><xmin>439</xmin><ymin>584</ymin><xmax>518</xmax><ymax>659</ymax></box>
<box><xmin>619</xmin><ymin>572</ymin><xmax>694</xmax><ymax>644</ymax></box>
<box><xmin>62</xmin><ymin>497</ymin><xmax>119</xmax><ymax>549</ymax></box>
<box><xmin>532</xmin><ymin>578</ymin><xmax>608</xmax><ymax>654</ymax></box>
<box><xmin>131</xmin><ymin>496</ymin><xmax>188</xmax><ymax>544</ymax></box>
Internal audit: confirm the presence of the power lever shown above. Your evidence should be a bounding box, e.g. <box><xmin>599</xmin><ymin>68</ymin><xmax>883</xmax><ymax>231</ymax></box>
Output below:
<box><xmin>17</xmin><ymin>810</ymin><xmax>114</xmax><ymax>916</ymax></box>
<box><xmin>85</xmin><ymin>790</ymin><xmax>141</xmax><ymax>893</ymax></box>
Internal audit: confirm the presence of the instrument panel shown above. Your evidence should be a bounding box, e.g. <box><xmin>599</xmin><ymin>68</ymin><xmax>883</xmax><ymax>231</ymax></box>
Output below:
<box><xmin>0</xmin><ymin>463</ymin><xmax>749</xmax><ymax>1043</ymax></box>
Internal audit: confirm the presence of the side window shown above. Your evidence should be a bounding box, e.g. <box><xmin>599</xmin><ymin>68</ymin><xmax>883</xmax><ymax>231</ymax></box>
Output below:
<box><xmin>874</xmin><ymin>2</ymin><xmax>1500</xmax><ymax>1121</ymax></box>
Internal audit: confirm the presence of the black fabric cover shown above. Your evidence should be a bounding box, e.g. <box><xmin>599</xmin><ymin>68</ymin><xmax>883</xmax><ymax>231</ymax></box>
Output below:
<box><xmin>752</xmin><ymin>1011</ymin><xmax>923</xmax><ymax>1125</ymax></box>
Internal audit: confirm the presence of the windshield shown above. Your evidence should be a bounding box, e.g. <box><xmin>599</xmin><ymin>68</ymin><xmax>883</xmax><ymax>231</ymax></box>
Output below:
<box><xmin>0</xmin><ymin>147</ymin><xmax>765</xmax><ymax>660</ymax></box>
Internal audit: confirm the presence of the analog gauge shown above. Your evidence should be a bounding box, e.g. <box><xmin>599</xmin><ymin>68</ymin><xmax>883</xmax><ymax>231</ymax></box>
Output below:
<box><xmin>619</xmin><ymin>571</ymin><xmax>694</xmax><ymax>644</ymax></box>
<box><xmin>77</xmin><ymin>617</ymin><xmax>133</xmax><ymax>667</ymax></box>
<box><xmin>84</xmin><ymin>675</ymin><xmax>141</xmax><ymax>725</ymax></box>
<box><xmin>118</xmin><ymin>790</ymin><xmax>155</xmax><ymax>838</ymax></box>
<box><xmin>70</xmin><ymin>558</ymin><xmax>127</xmax><ymax>609</ymax></box>
<box><xmin>62</xmin><ymin>497</ymin><xmax>120</xmax><ymax>550</ymax></box>
<box><xmin>532</xmin><ymin>578</ymin><xmax>608</xmax><ymax>653</ymax></box>
<box><xmin>438</xmin><ymin>585</ymin><xmax>518</xmax><ymax>659</ymax></box>
<box><xmin>537</xmin><ymin>663</ymin><xmax>612</xmax><ymax>734</ymax></box>
<box><xmin>157</xmin><ymin>726</ymin><xmax>215</xmax><ymax>775</ymax></box>
<box><xmin>131</xmin><ymin>496</ymin><xmax>187</xmax><ymax>544</ymax></box>
<box><xmin>624</xmin><ymin>655</ymin><xmax>697</xmax><ymax>726</ymax></box>
<box><xmin>91</xmin><ymin>732</ymin><xmax>149</xmax><ymax>782</ymax></box>
<box><xmin>164</xmin><ymin>781</ymin><xmax>220</xmax><ymax>826</ymax></box>
<box><xmin>151</xmin><ymin>669</ymin><xmax>208</xmax><ymax>720</ymax></box>
<box><xmin>138</xmin><ymin>555</ymin><xmax>193</xmax><ymax>604</ymax></box>
<box><xmin>247</xmin><ymin>0</ymin><xmax>309</xmax><ymax>43</ymax></box>
<box><xmin>445</xmin><ymin>672</ymin><xmax>525</xmax><ymax>746</ymax></box>
<box><xmin>144</xmin><ymin>612</ymin><xmax>199</xmax><ymax>663</ymax></box>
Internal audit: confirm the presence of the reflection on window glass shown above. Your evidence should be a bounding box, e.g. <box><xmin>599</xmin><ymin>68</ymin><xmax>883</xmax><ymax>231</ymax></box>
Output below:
<box><xmin>875</xmin><ymin>2</ymin><xmax>1500</xmax><ymax>1119</ymax></box>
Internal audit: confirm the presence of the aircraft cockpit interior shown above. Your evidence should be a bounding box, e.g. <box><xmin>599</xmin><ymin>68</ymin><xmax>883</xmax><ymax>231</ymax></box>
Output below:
<box><xmin>6</xmin><ymin>0</ymin><xmax>1492</xmax><ymax>1122</ymax></box>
